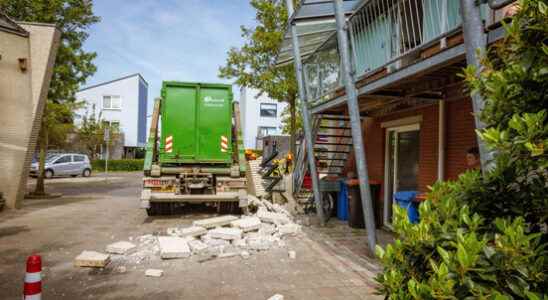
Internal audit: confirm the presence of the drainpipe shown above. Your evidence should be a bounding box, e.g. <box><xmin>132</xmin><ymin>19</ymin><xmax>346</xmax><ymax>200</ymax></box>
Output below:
<box><xmin>286</xmin><ymin>0</ymin><xmax>326</xmax><ymax>225</ymax></box>
<box><xmin>459</xmin><ymin>0</ymin><xmax>491</xmax><ymax>175</ymax></box>
<box><xmin>333</xmin><ymin>0</ymin><xmax>377</xmax><ymax>253</ymax></box>
<box><xmin>437</xmin><ymin>99</ymin><xmax>445</xmax><ymax>181</ymax></box>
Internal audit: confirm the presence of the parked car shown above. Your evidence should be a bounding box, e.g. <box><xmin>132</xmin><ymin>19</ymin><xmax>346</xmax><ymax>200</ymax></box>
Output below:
<box><xmin>29</xmin><ymin>153</ymin><xmax>92</xmax><ymax>178</ymax></box>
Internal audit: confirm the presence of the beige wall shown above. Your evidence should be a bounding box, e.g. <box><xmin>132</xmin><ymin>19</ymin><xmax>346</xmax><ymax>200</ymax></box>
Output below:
<box><xmin>0</xmin><ymin>23</ymin><xmax>59</xmax><ymax>208</ymax></box>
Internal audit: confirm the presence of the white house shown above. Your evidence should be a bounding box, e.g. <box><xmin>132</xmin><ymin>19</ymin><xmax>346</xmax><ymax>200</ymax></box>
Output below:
<box><xmin>75</xmin><ymin>73</ymin><xmax>148</xmax><ymax>158</ymax></box>
<box><xmin>239</xmin><ymin>87</ymin><xmax>288</xmax><ymax>149</ymax></box>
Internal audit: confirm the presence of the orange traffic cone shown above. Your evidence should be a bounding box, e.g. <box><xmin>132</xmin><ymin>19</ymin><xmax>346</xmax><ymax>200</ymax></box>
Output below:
<box><xmin>23</xmin><ymin>255</ymin><xmax>42</xmax><ymax>300</ymax></box>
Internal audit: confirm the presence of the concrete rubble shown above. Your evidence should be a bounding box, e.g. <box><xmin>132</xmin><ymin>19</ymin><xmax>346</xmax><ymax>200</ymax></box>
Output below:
<box><xmin>230</xmin><ymin>216</ymin><xmax>261</xmax><ymax>232</ymax></box>
<box><xmin>209</xmin><ymin>227</ymin><xmax>243</xmax><ymax>240</ymax></box>
<box><xmin>193</xmin><ymin>215</ymin><xmax>238</xmax><ymax>228</ymax></box>
<box><xmin>158</xmin><ymin>236</ymin><xmax>191</xmax><ymax>259</ymax></box>
<box><xmin>76</xmin><ymin>197</ymin><xmax>301</xmax><ymax>268</ymax></box>
<box><xmin>106</xmin><ymin>241</ymin><xmax>136</xmax><ymax>254</ymax></box>
<box><xmin>74</xmin><ymin>251</ymin><xmax>110</xmax><ymax>268</ymax></box>
<box><xmin>145</xmin><ymin>269</ymin><xmax>163</xmax><ymax>277</ymax></box>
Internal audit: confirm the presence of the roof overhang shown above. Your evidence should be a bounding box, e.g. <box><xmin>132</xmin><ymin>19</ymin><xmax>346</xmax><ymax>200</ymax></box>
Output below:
<box><xmin>0</xmin><ymin>13</ymin><xmax>29</xmax><ymax>37</ymax></box>
<box><xmin>275</xmin><ymin>0</ymin><xmax>358</xmax><ymax>67</ymax></box>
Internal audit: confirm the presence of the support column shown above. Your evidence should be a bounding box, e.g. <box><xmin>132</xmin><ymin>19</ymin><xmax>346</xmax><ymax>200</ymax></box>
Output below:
<box><xmin>286</xmin><ymin>0</ymin><xmax>326</xmax><ymax>224</ymax></box>
<box><xmin>333</xmin><ymin>0</ymin><xmax>376</xmax><ymax>253</ymax></box>
<box><xmin>437</xmin><ymin>99</ymin><xmax>446</xmax><ymax>181</ymax></box>
<box><xmin>460</xmin><ymin>0</ymin><xmax>490</xmax><ymax>174</ymax></box>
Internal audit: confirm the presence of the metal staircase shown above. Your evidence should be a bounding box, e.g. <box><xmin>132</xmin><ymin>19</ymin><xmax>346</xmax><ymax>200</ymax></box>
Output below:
<box><xmin>292</xmin><ymin>114</ymin><xmax>354</xmax><ymax>205</ymax></box>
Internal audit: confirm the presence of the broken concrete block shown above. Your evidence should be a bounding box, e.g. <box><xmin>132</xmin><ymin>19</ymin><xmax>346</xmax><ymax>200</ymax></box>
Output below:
<box><xmin>209</xmin><ymin>227</ymin><xmax>243</xmax><ymax>240</ymax></box>
<box><xmin>202</xmin><ymin>234</ymin><xmax>231</xmax><ymax>247</ymax></box>
<box><xmin>218</xmin><ymin>252</ymin><xmax>238</xmax><ymax>258</ymax></box>
<box><xmin>232</xmin><ymin>238</ymin><xmax>247</xmax><ymax>248</ymax></box>
<box><xmin>257</xmin><ymin>209</ymin><xmax>290</xmax><ymax>225</ymax></box>
<box><xmin>166</xmin><ymin>227</ymin><xmax>180</xmax><ymax>236</ymax></box>
<box><xmin>74</xmin><ymin>251</ymin><xmax>110</xmax><ymax>268</ymax></box>
<box><xmin>240</xmin><ymin>251</ymin><xmax>250</xmax><ymax>259</ymax></box>
<box><xmin>278</xmin><ymin>223</ymin><xmax>300</xmax><ymax>237</ymax></box>
<box><xmin>230</xmin><ymin>216</ymin><xmax>261</xmax><ymax>232</ymax></box>
<box><xmin>247</xmin><ymin>235</ymin><xmax>273</xmax><ymax>251</ymax></box>
<box><xmin>188</xmin><ymin>239</ymin><xmax>208</xmax><ymax>254</ymax></box>
<box><xmin>106</xmin><ymin>241</ymin><xmax>136</xmax><ymax>254</ymax></box>
<box><xmin>288</xmin><ymin>250</ymin><xmax>296</xmax><ymax>259</ymax></box>
<box><xmin>268</xmin><ymin>294</ymin><xmax>284</xmax><ymax>300</ymax></box>
<box><xmin>158</xmin><ymin>236</ymin><xmax>191</xmax><ymax>259</ymax></box>
<box><xmin>193</xmin><ymin>215</ymin><xmax>238</xmax><ymax>228</ymax></box>
<box><xmin>145</xmin><ymin>269</ymin><xmax>163</xmax><ymax>277</ymax></box>
<box><xmin>179</xmin><ymin>226</ymin><xmax>207</xmax><ymax>238</ymax></box>
<box><xmin>258</xmin><ymin>223</ymin><xmax>277</xmax><ymax>235</ymax></box>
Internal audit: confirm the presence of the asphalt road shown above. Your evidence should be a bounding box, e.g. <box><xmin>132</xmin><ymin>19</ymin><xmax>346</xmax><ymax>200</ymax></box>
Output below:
<box><xmin>0</xmin><ymin>172</ymin><xmax>381</xmax><ymax>299</ymax></box>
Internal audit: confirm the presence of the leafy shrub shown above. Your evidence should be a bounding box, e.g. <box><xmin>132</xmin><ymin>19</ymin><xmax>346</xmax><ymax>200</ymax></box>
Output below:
<box><xmin>376</xmin><ymin>1</ymin><xmax>548</xmax><ymax>298</ymax></box>
<box><xmin>91</xmin><ymin>159</ymin><xmax>144</xmax><ymax>172</ymax></box>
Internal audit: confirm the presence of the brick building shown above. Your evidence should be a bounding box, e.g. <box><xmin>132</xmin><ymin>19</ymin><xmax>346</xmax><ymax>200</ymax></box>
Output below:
<box><xmin>278</xmin><ymin>0</ymin><xmax>517</xmax><ymax>229</ymax></box>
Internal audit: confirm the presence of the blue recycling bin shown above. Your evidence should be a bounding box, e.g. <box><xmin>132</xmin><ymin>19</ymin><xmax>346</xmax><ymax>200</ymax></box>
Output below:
<box><xmin>394</xmin><ymin>191</ymin><xmax>419</xmax><ymax>223</ymax></box>
<box><xmin>337</xmin><ymin>181</ymin><xmax>348</xmax><ymax>221</ymax></box>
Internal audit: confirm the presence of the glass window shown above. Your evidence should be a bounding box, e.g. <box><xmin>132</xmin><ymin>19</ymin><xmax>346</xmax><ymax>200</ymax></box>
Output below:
<box><xmin>103</xmin><ymin>95</ymin><xmax>121</xmax><ymax>109</ymax></box>
<box><xmin>258</xmin><ymin>126</ymin><xmax>277</xmax><ymax>138</ymax></box>
<box><xmin>260</xmin><ymin>103</ymin><xmax>277</xmax><ymax>117</ymax></box>
<box><xmin>73</xmin><ymin>155</ymin><xmax>85</xmax><ymax>162</ymax></box>
<box><xmin>54</xmin><ymin>155</ymin><xmax>71</xmax><ymax>164</ymax></box>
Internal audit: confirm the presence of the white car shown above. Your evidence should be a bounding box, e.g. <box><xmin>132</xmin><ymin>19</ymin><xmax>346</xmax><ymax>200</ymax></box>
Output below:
<box><xmin>30</xmin><ymin>153</ymin><xmax>92</xmax><ymax>178</ymax></box>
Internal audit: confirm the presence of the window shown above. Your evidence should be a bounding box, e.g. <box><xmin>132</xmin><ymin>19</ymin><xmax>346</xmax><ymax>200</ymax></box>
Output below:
<box><xmin>103</xmin><ymin>95</ymin><xmax>121</xmax><ymax>110</ymax></box>
<box><xmin>73</xmin><ymin>155</ymin><xmax>85</xmax><ymax>162</ymax></box>
<box><xmin>102</xmin><ymin>120</ymin><xmax>120</xmax><ymax>130</ymax></box>
<box><xmin>258</xmin><ymin>126</ymin><xmax>277</xmax><ymax>138</ymax></box>
<box><xmin>260</xmin><ymin>103</ymin><xmax>277</xmax><ymax>117</ymax></box>
<box><xmin>54</xmin><ymin>155</ymin><xmax>71</xmax><ymax>164</ymax></box>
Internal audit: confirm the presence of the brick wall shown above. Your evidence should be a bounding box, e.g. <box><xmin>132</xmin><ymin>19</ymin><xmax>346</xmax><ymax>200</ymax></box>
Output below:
<box><xmin>346</xmin><ymin>96</ymin><xmax>478</xmax><ymax>198</ymax></box>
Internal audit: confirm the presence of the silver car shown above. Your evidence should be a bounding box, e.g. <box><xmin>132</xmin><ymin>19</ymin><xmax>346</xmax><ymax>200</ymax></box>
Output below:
<box><xmin>30</xmin><ymin>153</ymin><xmax>92</xmax><ymax>178</ymax></box>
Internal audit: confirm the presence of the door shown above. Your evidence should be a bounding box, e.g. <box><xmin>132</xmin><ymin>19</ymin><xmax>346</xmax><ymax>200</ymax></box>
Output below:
<box><xmin>52</xmin><ymin>155</ymin><xmax>72</xmax><ymax>176</ymax></box>
<box><xmin>72</xmin><ymin>155</ymin><xmax>86</xmax><ymax>175</ymax></box>
<box><xmin>384</xmin><ymin>124</ymin><xmax>420</xmax><ymax>227</ymax></box>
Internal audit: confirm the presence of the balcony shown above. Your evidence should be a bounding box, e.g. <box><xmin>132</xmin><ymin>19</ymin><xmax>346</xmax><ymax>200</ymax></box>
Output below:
<box><xmin>304</xmin><ymin>0</ymin><xmax>499</xmax><ymax>113</ymax></box>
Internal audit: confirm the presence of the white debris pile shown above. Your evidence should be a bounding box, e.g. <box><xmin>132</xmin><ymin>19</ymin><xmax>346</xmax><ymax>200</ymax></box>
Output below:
<box><xmin>75</xmin><ymin>196</ymin><xmax>300</xmax><ymax>268</ymax></box>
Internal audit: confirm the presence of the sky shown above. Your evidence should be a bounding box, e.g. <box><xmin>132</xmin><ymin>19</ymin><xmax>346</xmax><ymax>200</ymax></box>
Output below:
<box><xmin>82</xmin><ymin>0</ymin><xmax>257</xmax><ymax>116</ymax></box>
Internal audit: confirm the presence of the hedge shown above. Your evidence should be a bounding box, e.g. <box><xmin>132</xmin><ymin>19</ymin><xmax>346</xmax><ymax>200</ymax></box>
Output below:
<box><xmin>91</xmin><ymin>159</ymin><xmax>144</xmax><ymax>172</ymax></box>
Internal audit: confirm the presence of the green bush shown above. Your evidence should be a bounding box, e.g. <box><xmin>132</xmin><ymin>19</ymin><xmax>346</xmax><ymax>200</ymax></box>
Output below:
<box><xmin>91</xmin><ymin>159</ymin><xmax>144</xmax><ymax>172</ymax></box>
<box><xmin>376</xmin><ymin>1</ymin><xmax>548</xmax><ymax>298</ymax></box>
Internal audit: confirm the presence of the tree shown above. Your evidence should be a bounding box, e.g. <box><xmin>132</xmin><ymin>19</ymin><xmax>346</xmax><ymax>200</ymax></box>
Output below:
<box><xmin>219</xmin><ymin>0</ymin><xmax>299</xmax><ymax>154</ymax></box>
<box><xmin>74</xmin><ymin>105</ymin><xmax>121</xmax><ymax>160</ymax></box>
<box><xmin>376</xmin><ymin>1</ymin><xmax>548</xmax><ymax>298</ymax></box>
<box><xmin>0</xmin><ymin>0</ymin><xmax>100</xmax><ymax>195</ymax></box>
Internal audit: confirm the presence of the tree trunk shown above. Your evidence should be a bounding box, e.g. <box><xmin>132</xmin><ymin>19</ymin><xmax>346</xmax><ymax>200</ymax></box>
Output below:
<box><xmin>34</xmin><ymin>123</ymin><xmax>48</xmax><ymax>195</ymax></box>
<box><xmin>289</xmin><ymin>95</ymin><xmax>297</xmax><ymax>156</ymax></box>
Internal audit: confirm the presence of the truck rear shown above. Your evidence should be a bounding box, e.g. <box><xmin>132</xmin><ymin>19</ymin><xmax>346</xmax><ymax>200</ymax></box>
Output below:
<box><xmin>141</xmin><ymin>82</ymin><xmax>247</xmax><ymax>215</ymax></box>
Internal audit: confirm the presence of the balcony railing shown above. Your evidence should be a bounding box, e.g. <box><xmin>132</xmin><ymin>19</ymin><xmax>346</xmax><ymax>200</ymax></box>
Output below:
<box><xmin>349</xmin><ymin>0</ymin><xmax>485</xmax><ymax>78</ymax></box>
<box><xmin>303</xmin><ymin>33</ymin><xmax>342</xmax><ymax>107</ymax></box>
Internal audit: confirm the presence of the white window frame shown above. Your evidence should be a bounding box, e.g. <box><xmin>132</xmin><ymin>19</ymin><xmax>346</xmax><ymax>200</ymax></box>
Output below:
<box><xmin>102</xmin><ymin>95</ymin><xmax>122</xmax><ymax>110</ymax></box>
<box><xmin>383</xmin><ymin>123</ymin><xmax>421</xmax><ymax>229</ymax></box>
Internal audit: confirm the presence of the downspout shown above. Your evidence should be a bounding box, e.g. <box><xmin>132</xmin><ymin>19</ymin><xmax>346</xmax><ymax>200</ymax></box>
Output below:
<box><xmin>333</xmin><ymin>0</ymin><xmax>377</xmax><ymax>253</ymax></box>
<box><xmin>459</xmin><ymin>0</ymin><xmax>491</xmax><ymax>175</ymax></box>
<box><xmin>286</xmin><ymin>0</ymin><xmax>326</xmax><ymax>225</ymax></box>
<box><xmin>437</xmin><ymin>99</ymin><xmax>445</xmax><ymax>181</ymax></box>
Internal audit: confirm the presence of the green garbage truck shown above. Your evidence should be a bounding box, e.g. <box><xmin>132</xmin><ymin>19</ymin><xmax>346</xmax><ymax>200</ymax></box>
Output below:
<box><xmin>141</xmin><ymin>81</ymin><xmax>248</xmax><ymax>215</ymax></box>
